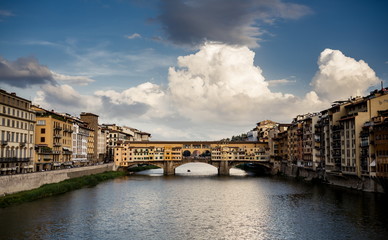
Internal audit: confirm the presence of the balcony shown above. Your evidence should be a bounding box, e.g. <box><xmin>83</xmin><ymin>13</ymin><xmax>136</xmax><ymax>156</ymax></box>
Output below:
<box><xmin>54</xmin><ymin>135</ymin><xmax>62</xmax><ymax>139</ymax></box>
<box><xmin>54</xmin><ymin>126</ymin><xmax>63</xmax><ymax>130</ymax></box>
<box><xmin>52</xmin><ymin>150</ymin><xmax>61</xmax><ymax>155</ymax></box>
<box><xmin>38</xmin><ymin>147</ymin><xmax>52</xmax><ymax>154</ymax></box>
<box><xmin>19</xmin><ymin>142</ymin><xmax>26</xmax><ymax>147</ymax></box>
<box><xmin>0</xmin><ymin>157</ymin><xmax>30</xmax><ymax>163</ymax></box>
<box><xmin>1</xmin><ymin>140</ymin><xmax>8</xmax><ymax>146</ymax></box>
<box><xmin>53</xmin><ymin>143</ymin><xmax>62</xmax><ymax>147</ymax></box>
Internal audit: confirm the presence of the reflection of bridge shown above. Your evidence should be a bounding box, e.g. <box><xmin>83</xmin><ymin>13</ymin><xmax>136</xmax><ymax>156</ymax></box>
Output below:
<box><xmin>114</xmin><ymin>141</ymin><xmax>272</xmax><ymax>175</ymax></box>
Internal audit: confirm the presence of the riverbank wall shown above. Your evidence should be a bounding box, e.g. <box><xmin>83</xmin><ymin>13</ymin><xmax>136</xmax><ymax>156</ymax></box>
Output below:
<box><xmin>0</xmin><ymin>163</ymin><xmax>115</xmax><ymax>195</ymax></box>
<box><xmin>280</xmin><ymin>164</ymin><xmax>385</xmax><ymax>193</ymax></box>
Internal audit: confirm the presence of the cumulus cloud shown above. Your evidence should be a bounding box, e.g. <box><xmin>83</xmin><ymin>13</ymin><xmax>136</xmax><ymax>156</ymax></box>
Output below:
<box><xmin>95</xmin><ymin>82</ymin><xmax>169</xmax><ymax>119</ymax></box>
<box><xmin>0</xmin><ymin>56</ymin><xmax>96</xmax><ymax>88</ymax></box>
<box><xmin>311</xmin><ymin>49</ymin><xmax>380</xmax><ymax>101</ymax></box>
<box><xmin>168</xmin><ymin>42</ymin><xmax>323</xmax><ymax>125</ymax></box>
<box><xmin>34</xmin><ymin>84</ymin><xmax>100</xmax><ymax>112</ymax></box>
<box><xmin>33</xmin><ymin>43</ymin><xmax>380</xmax><ymax>140</ymax></box>
<box><xmin>157</xmin><ymin>0</ymin><xmax>311</xmax><ymax>47</ymax></box>
<box><xmin>126</xmin><ymin>33</ymin><xmax>141</xmax><ymax>39</ymax></box>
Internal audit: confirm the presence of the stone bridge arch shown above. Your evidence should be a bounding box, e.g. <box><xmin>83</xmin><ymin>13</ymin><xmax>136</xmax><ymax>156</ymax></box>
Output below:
<box><xmin>126</xmin><ymin>161</ymin><xmax>165</xmax><ymax>170</ymax></box>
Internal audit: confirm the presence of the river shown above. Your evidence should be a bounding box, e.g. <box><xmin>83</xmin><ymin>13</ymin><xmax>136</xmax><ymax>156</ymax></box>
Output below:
<box><xmin>1</xmin><ymin>163</ymin><xmax>387</xmax><ymax>240</ymax></box>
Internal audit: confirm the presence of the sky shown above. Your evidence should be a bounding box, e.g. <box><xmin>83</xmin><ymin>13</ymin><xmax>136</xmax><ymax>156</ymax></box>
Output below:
<box><xmin>0</xmin><ymin>0</ymin><xmax>387</xmax><ymax>140</ymax></box>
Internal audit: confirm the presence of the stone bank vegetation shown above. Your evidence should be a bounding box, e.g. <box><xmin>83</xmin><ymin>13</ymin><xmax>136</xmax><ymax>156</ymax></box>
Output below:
<box><xmin>0</xmin><ymin>171</ymin><xmax>127</xmax><ymax>208</ymax></box>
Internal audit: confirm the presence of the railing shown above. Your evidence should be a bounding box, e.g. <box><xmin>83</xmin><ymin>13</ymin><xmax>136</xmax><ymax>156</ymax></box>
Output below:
<box><xmin>19</xmin><ymin>142</ymin><xmax>27</xmax><ymax>147</ymax></box>
<box><xmin>0</xmin><ymin>157</ymin><xmax>30</xmax><ymax>163</ymax></box>
<box><xmin>38</xmin><ymin>149</ymin><xmax>52</xmax><ymax>154</ymax></box>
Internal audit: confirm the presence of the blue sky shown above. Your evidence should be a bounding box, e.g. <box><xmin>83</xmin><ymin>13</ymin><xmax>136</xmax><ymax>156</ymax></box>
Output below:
<box><xmin>0</xmin><ymin>0</ymin><xmax>387</xmax><ymax>140</ymax></box>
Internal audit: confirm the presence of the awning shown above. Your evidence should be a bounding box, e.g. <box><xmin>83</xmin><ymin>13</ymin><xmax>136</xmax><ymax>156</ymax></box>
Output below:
<box><xmin>370</xmin><ymin>160</ymin><xmax>376</xmax><ymax>167</ymax></box>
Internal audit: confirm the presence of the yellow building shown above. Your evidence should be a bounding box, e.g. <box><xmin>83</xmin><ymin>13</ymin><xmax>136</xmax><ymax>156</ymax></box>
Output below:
<box><xmin>32</xmin><ymin>106</ymin><xmax>73</xmax><ymax>171</ymax></box>
<box><xmin>114</xmin><ymin>141</ymin><xmax>268</xmax><ymax>169</ymax></box>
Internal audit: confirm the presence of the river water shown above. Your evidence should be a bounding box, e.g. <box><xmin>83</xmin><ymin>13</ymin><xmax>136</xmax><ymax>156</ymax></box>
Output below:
<box><xmin>1</xmin><ymin>163</ymin><xmax>387</xmax><ymax>240</ymax></box>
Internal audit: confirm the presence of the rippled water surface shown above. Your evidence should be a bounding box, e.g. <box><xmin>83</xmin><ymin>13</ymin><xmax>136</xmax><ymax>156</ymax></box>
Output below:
<box><xmin>1</xmin><ymin>163</ymin><xmax>388</xmax><ymax>240</ymax></box>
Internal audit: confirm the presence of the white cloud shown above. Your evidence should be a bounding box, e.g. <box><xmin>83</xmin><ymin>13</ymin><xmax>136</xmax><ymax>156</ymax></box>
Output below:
<box><xmin>266</xmin><ymin>78</ymin><xmax>296</xmax><ymax>86</ymax></box>
<box><xmin>51</xmin><ymin>71</ymin><xmax>95</xmax><ymax>86</ymax></box>
<box><xmin>34</xmin><ymin>84</ymin><xmax>101</xmax><ymax>116</ymax></box>
<box><xmin>126</xmin><ymin>33</ymin><xmax>141</xmax><ymax>39</ymax></box>
<box><xmin>167</xmin><ymin>42</ymin><xmax>322</xmax><ymax>125</ymax></box>
<box><xmin>95</xmin><ymin>82</ymin><xmax>170</xmax><ymax>119</ymax></box>
<box><xmin>33</xmin><ymin>43</ymin><xmax>381</xmax><ymax>140</ymax></box>
<box><xmin>311</xmin><ymin>48</ymin><xmax>380</xmax><ymax>101</ymax></box>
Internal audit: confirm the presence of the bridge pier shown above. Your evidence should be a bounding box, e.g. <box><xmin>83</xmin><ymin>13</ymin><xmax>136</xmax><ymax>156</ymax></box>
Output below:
<box><xmin>163</xmin><ymin>161</ymin><xmax>176</xmax><ymax>175</ymax></box>
<box><xmin>218</xmin><ymin>161</ymin><xmax>230</xmax><ymax>176</ymax></box>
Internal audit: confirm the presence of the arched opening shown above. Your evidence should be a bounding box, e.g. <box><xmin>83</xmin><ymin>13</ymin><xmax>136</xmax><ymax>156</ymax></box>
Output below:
<box><xmin>127</xmin><ymin>162</ymin><xmax>163</xmax><ymax>175</ymax></box>
<box><xmin>232</xmin><ymin>163</ymin><xmax>271</xmax><ymax>175</ymax></box>
<box><xmin>175</xmin><ymin>162</ymin><xmax>218</xmax><ymax>176</ymax></box>
<box><xmin>199</xmin><ymin>150</ymin><xmax>211</xmax><ymax>157</ymax></box>
<box><xmin>183</xmin><ymin>150</ymin><xmax>191</xmax><ymax>157</ymax></box>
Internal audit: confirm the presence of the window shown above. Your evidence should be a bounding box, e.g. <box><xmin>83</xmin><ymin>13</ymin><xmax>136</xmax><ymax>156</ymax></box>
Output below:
<box><xmin>41</xmin><ymin>128</ymin><xmax>45</xmax><ymax>134</ymax></box>
<box><xmin>37</xmin><ymin>120</ymin><xmax>46</xmax><ymax>126</ymax></box>
<box><xmin>41</xmin><ymin>137</ymin><xmax>45</xmax><ymax>142</ymax></box>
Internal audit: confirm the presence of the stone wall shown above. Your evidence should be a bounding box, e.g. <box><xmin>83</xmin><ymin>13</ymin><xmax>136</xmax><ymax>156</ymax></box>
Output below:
<box><xmin>279</xmin><ymin>163</ymin><xmax>385</xmax><ymax>193</ymax></box>
<box><xmin>0</xmin><ymin>163</ymin><xmax>115</xmax><ymax>195</ymax></box>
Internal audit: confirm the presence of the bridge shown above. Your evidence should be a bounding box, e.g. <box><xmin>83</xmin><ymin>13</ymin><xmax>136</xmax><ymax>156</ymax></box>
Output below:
<box><xmin>114</xmin><ymin>141</ymin><xmax>274</xmax><ymax>175</ymax></box>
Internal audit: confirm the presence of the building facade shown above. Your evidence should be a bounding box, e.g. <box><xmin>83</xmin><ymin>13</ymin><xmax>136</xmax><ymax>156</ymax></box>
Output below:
<box><xmin>0</xmin><ymin>90</ymin><xmax>35</xmax><ymax>175</ymax></box>
<box><xmin>33</xmin><ymin>106</ymin><xmax>73</xmax><ymax>171</ymax></box>
<box><xmin>80</xmin><ymin>112</ymin><xmax>99</xmax><ymax>163</ymax></box>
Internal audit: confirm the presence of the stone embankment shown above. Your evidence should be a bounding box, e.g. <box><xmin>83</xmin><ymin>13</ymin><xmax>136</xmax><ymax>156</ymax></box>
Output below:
<box><xmin>0</xmin><ymin>163</ymin><xmax>116</xmax><ymax>195</ymax></box>
<box><xmin>280</xmin><ymin>164</ymin><xmax>386</xmax><ymax>193</ymax></box>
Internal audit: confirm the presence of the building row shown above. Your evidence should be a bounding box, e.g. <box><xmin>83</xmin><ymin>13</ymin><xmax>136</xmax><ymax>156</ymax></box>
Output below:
<box><xmin>0</xmin><ymin>89</ymin><xmax>151</xmax><ymax>175</ymax></box>
<box><xmin>114</xmin><ymin>141</ymin><xmax>269</xmax><ymax>168</ymax></box>
<box><xmin>248</xmin><ymin>89</ymin><xmax>388</xmax><ymax>179</ymax></box>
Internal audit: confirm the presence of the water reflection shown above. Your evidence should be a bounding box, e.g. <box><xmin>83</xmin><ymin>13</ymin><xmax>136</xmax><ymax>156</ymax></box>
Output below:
<box><xmin>1</xmin><ymin>163</ymin><xmax>387</xmax><ymax>240</ymax></box>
